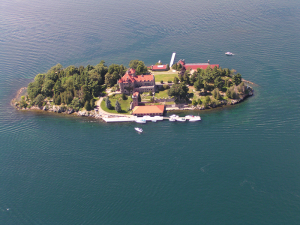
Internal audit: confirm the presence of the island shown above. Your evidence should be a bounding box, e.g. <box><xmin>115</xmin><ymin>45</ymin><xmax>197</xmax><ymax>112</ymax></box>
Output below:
<box><xmin>12</xmin><ymin>58</ymin><xmax>254</xmax><ymax>121</ymax></box>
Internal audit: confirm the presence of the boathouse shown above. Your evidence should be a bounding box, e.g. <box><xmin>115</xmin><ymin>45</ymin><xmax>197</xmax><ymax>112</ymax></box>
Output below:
<box><xmin>151</xmin><ymin>64</ymin><xmax>169</xmax><ymax>71</ymax></box>
<box><xmin>178</xmin><ymin>59</ymin><xmax>219</xmax><ymax>72</ymax></box>
<box><xmin>132</xmin><ymin>105</ymin><xmax>165</xmax><ymax>116</ymax></box>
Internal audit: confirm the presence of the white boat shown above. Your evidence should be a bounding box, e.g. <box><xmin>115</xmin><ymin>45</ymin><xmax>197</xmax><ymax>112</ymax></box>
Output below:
<box><xmin>135</xmin><ymin>127</ymin><xmax>143</xmax><ymax>132</ymax></box>
<box><xmin>189</xmin><ymin>116</ymin><xmax>201</xmax><ymax>122</ymax></box>
<box><xmin>225</xmin><ymin>52</ymin><xmax>233</xmax><ymax>56</ymax></box>
<box><xmin>169</xmin><ymin>117</ymin><xmax>176</xmax><ymax>122</ymax></box>
<box><xmin>176</xmin><ymin>117</ymin><xmax>186</xmax><ymax>122</ymax></box>
<box><xmin>151</xmin><ymin>120</ymin><xmax>157</xmax><ymax>122</ymax></box>
<box><xmin>135</xmin><ymin>118</ymin><xmax>146</xmax><ymax>123</ymax></box>
<box><xmin>170</xmin><ymin>114</ymin><xmax>179</xmax><ymax>118</ymax></box>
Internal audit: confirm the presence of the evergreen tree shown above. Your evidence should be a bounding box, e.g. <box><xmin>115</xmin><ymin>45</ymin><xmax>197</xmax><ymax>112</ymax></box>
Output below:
<box><xmin>173</xmin><ymin>76</ymin><xmax>179</xmax><ymax>84</ymax></box>
<box><xmin>115</xmin><ymin>100</ymin><xmax>121</xmax><ymax>112</ymax></box>
<box><xmin>105</xmin><ymin>97</ymin><xmax>111</xmax><ymax>109</ymax></box>
<box><xmin>84</xmin><ymin>100</ymin><xmax>92</xmax><ymax>111</ymax></box>
<box><xmin>226</xmin><ymin>89</ymin><xmax>231</xmax><ymax>98</ymax></box>
<box><xmin>90</xmin><ymin>99</ymin><xmax>95</xmax><ymax>109</ymax></box>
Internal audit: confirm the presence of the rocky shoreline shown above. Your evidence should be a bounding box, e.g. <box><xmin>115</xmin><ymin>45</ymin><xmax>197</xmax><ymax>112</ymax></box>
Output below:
<box><xmin>11</xmin><ymin>86</ymin><xmax>253</xmax><ymax>119</ymax></box>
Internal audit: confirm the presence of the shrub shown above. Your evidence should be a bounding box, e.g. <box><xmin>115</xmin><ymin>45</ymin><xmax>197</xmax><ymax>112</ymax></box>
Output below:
<box><xmin>160</xmin><ymin>80</ymin><xmax>163</xmax><ymax>84</ymax></box>
<box><xmin>167</xmin><ymin>80</ymin><xmax>172</xmax><ymax>83</ymax></box>
<box><xmin>192</xmin><ymin>99</ymin><xmax>197</xmax><ymax>106</ymax></box>
<box><xmin>163</xmin><ymin>84</ymin><xmax>170</xmax><ymax>90</ymax></box>
<box><xmin>122</xmin><ymin>93</ymin><xmax>127</xmax><ymax>100</ymax></box>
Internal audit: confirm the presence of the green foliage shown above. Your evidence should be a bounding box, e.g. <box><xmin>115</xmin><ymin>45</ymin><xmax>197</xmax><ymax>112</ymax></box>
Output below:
<box><xmin>168</xmin><ymin>83</ymin><xmax>189</xmax><ymax>100</ymax></box>
<box><xmin>197</xmin><ymin>98</ymin><xmax>202</xmax><ymax>105</ymax></box>
<box><xmin>194</xmin><ymin>80</ymin><xmax>203</xmax><ymax>91</ymax></box>
<box><xmin>173</xmin><ymin>76</ymin><xmax>179</xmax><ymax>84</ymax></box>
<box><xmin>205</xmin><ymin>96</ymin><xmax>211</xmax><ymax>103</ymax></box>
<box><xmin>122</xmin><ymin>93</ymin><xmax>127</xmax><ymax>100</ymax></box>
<box><xmin>148</xmin><ymin>90</ymin><xmax>152</xmax><ymax>96</ymax></box>
<box><xmin>33</xmin><ymin>94</ymin><xmax>45</xmax><ymax>107</ymax></box>
<box><xmin>232</xmin><ymin>73</ymin><xmax>242</xmax><ymax>85</ymax></box>
<box><xmin>69</xmin><ymin>97</ymin><xmax>80</xmax><ymax>112</ymax></box>
<box><xmin>106</xmin><ymin>97</ymin><xmax>112</xmax><ymax>109</ymax></box>
<box><xmin>214</xmin><ymin>76</ymin><xmax>223</xmax><ymax>90</ymax></box>
<box><xmin>160</xmin><ymin>80</ymin><xmax>164</xmax><ymax>84</ymax></box>
<box><xmin>129</xmin><ymin>60</ymin><xmax>148</xmax><ymax>74</ymax></box>
<box><xmin>90</xmin><ymin>98</ymin><xmax>95</xmax><ymax>109</ymax></box>
<box><xmin>192</xmin><ymin>99</ymin><xmax>197</xmax><ymax>106</ymax></box>
<box><xmin>20</xmin><ymin>99</ymin><xmax>28</xmax><ymax>108</ymax></box>
<box><xmin>84</xmin><ymin>100</ymin><xmax>92</xmax><ymax>111</ymax></box>
<box><xmin>163</xmin><ymin>84</ymin><xmax>170</xmax><ymax>90</ymax></box>
<box><xmin>212</xmin><ymin>88</ymin><xmax>221</xmax><ymax>100</ymax></box>
<box><xmin>115</xmin><ymin>100</ymin><xmax>121</xmax><ymax>112</ymax></box>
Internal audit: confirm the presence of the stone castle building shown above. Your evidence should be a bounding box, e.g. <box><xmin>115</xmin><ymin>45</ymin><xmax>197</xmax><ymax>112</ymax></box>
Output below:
<box><xmin>118</xmin><ymin>68</ymin><xmax>155</xmax><ymax>95</ymax></box>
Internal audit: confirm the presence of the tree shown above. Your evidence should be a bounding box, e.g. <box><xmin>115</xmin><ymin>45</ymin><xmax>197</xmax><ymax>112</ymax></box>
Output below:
<box><xmin>192</xmin><ymin>99</ymin><xmax>197</xmax><ymax>106</ymax></box>
<box><xmin>168</xmin><ymin>83</ymin><xmax>189</xmax><ymax>100</ymax></box>
<box><xmin>232</xmin><ymin>73</ymin><xmax>242</xmax><ymax>85</ymax></box>
<box><xmin>42</xmin><ymin>79</ymin><xmax>55</xmax><ymax>97</ymax></box>
<box><xmin>122</xmin><ymin>93</ymin><xmax>127</xmax><ymax>100</ymax></box>
<box><xmin>90</xmin><ymin>99</ymin><xmax>95</xmax><ymax>109</ymax></box>
<box><xmin>174</xmin><ymin>76</ymin><xmax>179</xmax><ymax>84</ymax></box>
<box><xmin>194</xmin><ymin>80</ymin><xmax>203</xmax><ymax>91</ymax></box>
<box><xmin>105</xmin><ymin>97</ymin><xmax>111</xmax><ymax>109</ymax></box>
<box><xmin>226</xmin><ymin>89</ymin><xmax>232</xmax><ymax>98</ymax></box>
<box><xmin>214</xmin><ymin>76</ymin><xmax>223</xmax><ymax>90</ymax></box>
<box><xmin>205</xmin><ymin>96</ymin><xmax>211</xmax><ymax>104</ymax></box>
<box><xmin>69</xmin><ymin>97</ymin><xmax>81</xmax><ymax>111</ymax></box>
<box><xmin>212</xmin><ymin>88</ymin><xmax>221</xmax><ymax>100</ymax></box>
<box><xmin>33</xmin><ymin>94</ymin><xmax>45</xmax><ymax>107</ymax></box>
<box><xmin>115</xmin><ymin>100</ymin><xmax>121</xmax><ymax>112</ymax></box>
<box><xmin>84</xmin><ymin>100</ymin><xmax>92</xmax><ymax>111</ymax></box>
<box><xmin>129</xmin><ymin>60</ymin><xmax>148</xmax><ymax>74</ymax></box>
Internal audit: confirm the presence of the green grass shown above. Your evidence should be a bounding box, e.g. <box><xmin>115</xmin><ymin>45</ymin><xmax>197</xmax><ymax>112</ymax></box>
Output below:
<box><xmin>154</xmin><ymin>73</ymin><xmax>178</xmax><ymax>83</ymax></box>
<box><xmin>100</xmin><ymin>94</ymin><xmax>132</xmax><ymax>114</ymax></box>
<box><xmin>154</xmin><ymin>89</ymin><xmax>169</xmax><ymax>98</ymax></box>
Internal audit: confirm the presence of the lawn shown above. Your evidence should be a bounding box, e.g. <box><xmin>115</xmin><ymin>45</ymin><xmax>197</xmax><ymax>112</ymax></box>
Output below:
<box><xmin>154</xmin><ymin>73</ymin><xmax>178</xmax><ymax>83</ymax></box>
<box><xmin>100</xmin><ymin>94</ymin><xmax>132</xmax><ymax>114</ymax></box>
<box><xmin>154</xmin><ymin>89</ymin><xmax>169</xmax><ymax>98</ymax></box>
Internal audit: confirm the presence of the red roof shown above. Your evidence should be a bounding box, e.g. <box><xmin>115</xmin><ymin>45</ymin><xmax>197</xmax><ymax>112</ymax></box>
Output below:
<box><xmin>132</xmin><ymin>92</ymin><xmax>139</xmax><ymax>97</ymax></box>
<box><xmin>152</xmin><ymin>64</ymin><xmax>168</xmax><ymax>70</ymax></box>
<box><xmin>132</xmin><ymin>105</ymin><xmax>165</xmax><ymax>114</ymax></box>
<box><xmin>184</xmin><ymin>63</ymin><xmax>219</xmax><ymax>70</ymax></box>
<box><xmin>118</xmin><ymin>69</ymin><xmax>154</xmax><ymax>83</ymax></box>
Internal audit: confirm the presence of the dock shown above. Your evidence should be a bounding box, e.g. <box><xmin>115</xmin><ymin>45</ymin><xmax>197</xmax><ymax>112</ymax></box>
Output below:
<box><xmin>101</xmin><ymin>115</ymin><xmax>200</xmax><ymax>123</ymax></box>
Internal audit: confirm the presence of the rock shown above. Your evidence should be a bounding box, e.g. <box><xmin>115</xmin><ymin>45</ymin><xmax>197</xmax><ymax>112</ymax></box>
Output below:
<box><xmin>43</xmin><ymin>106</ymin><xmax>47</xmax><ymax>111</ymax></box>
<box><xmin>67</xmin><ymin>108</ymin><xmax>74</xmax><ymax>114</ymax></box>
<box><xmin>57</xmin><ymin>107</ymin><xmax>61</xmax><ymax>113</ymax></box>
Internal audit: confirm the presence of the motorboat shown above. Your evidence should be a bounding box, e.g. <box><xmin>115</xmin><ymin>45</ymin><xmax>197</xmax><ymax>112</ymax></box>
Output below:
<box><xmin>169</xmin><ymin>117</ymin><xmax>176</xmax><ymax>122</ymax></box>
<box><xmin>135</xmin><ymin>118</ymin><xmax>146</xmax><ymax>123</ymax></box>
<box><xmin>169</xmin><ymin>114</ymin><xmax>179</xmax><ymax>118</ymax></box>
<box><xmin>135</xmin><ymin>127</ymin><xmax>143</xmax><ymax>132</ymax></box>
<box><xmin>176</xmin><ymin>117</ymin><xmax>186</xmax><ymax>122</ymax></box>
<box><xmin>225</xmin><ymin>52</ymin><xmax>233</xmax><ymax>56</ymax></box>
<box><xmin>188</xmin><ymin>116</ymin><xmax>201</xmax><ymax>122</ymax></box>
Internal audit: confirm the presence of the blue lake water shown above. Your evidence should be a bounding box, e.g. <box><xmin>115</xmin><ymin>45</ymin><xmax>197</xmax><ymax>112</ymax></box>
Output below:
<box><xmin>1</xmin><ymin>0</ymin><xmax>300</xmax><ymax>224</ymax></box>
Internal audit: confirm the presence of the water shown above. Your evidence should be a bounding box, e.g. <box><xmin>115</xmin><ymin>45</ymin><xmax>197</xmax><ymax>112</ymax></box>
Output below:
<box><xmin>1</xmin><ymin>0</ymin><xmax>300</xmax><ymax>224</ymax></box>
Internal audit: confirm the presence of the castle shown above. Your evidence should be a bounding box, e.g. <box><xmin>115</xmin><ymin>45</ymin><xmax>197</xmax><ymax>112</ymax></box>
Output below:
<box><xmin>118</xmin><ymin>68</ymin><xmax>155</xmax><ymax>95</ymax></box>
